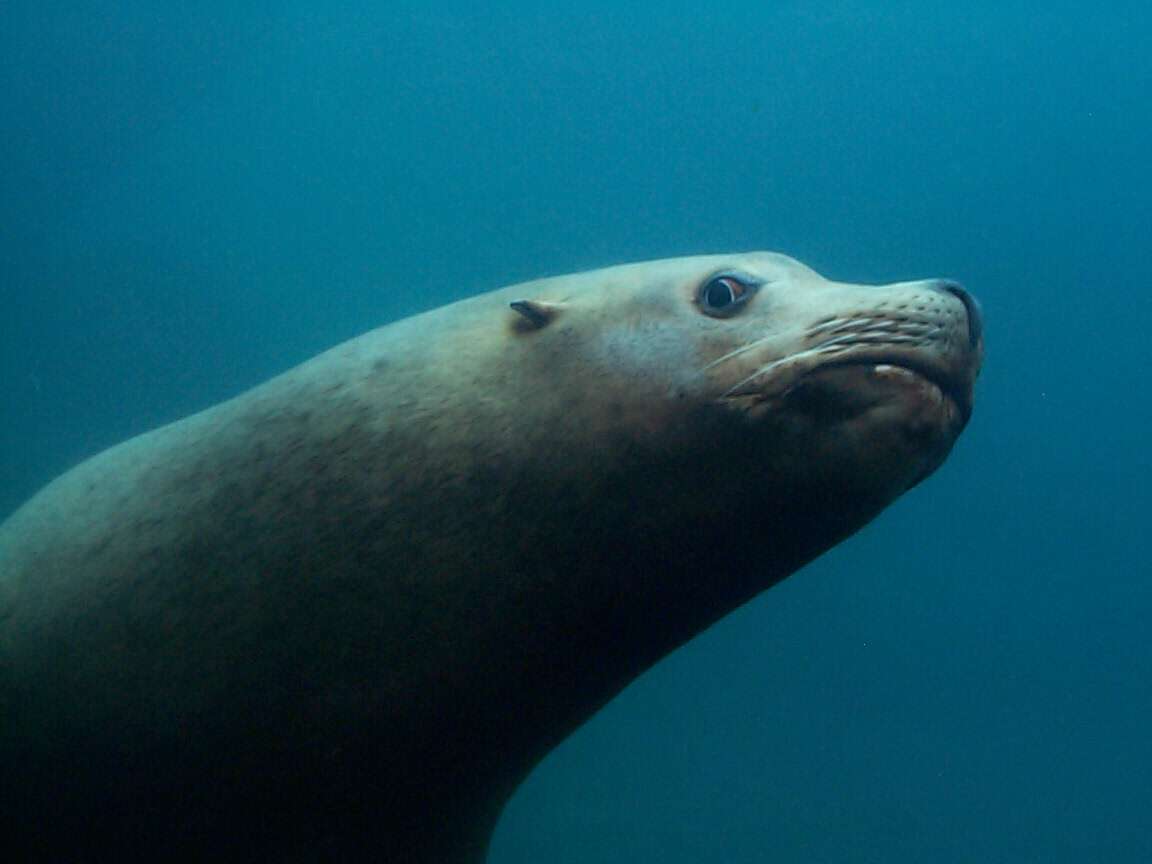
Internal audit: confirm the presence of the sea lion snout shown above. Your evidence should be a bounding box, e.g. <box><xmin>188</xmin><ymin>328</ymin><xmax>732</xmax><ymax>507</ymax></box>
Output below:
<box><xmin>931</xmin><ymin>280</ymin><xmax>983</xmax><ymax>349</ymax></box>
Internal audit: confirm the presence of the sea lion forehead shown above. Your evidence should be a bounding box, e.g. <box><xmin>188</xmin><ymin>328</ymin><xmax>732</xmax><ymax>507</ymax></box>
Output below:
<box><xmin>519</xmin><ymin>251</ymin><xmax>824</xmax><ymax>307</ymax></box>
<box><xmin>599</xmin><ymin>250</ymin><xmax>822</xmax><ymax>290</ymax></box>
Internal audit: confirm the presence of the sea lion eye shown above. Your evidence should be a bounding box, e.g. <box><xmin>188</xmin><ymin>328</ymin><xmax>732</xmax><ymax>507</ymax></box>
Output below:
<box><xmin>699</xmin><ymin>274</ymin><xmax>756</xmax><ymax>317</ymax></box>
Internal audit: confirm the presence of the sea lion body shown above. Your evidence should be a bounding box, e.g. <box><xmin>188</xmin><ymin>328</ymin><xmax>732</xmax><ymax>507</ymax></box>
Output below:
<box><xmin>0</xmin><ymin>252</ymin><xmax>982</xmax><ymax>861</ymax></box>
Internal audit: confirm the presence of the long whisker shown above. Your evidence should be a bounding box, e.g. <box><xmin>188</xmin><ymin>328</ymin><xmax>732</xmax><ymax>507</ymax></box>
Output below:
<box><xmin>722</xmin><ymin>353</ymin><xmax>798</xmax><ymax>397</ymax></box>
<box><xmin>699</xmin><ymin>334</ymin><xmax>777</xmax><ymax>373</ymax></box>
<box><xmin>722</xmin><ymin>365</ymin><xmax>773</xmax><ymax>398</ymax></box>
<box><xmin>721</xmin><ymin>345</ymin><xmax>843</xmax><ymax>397</ymax></box>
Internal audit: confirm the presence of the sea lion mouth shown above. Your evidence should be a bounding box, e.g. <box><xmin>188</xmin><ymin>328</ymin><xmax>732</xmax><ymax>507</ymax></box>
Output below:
<box><xmin>785</xmin><ymin>356</ymin><xmax>972</xmax><ymax>426</ymax></box>
<box><xmin>721</xmin><ymin>347</ymin><xmax>975</xmax><ymax>426</ymax></box>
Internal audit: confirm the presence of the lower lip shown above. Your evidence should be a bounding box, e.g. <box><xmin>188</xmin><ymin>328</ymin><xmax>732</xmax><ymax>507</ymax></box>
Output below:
<box><xmin>871</xmin><ymin>363</ymin><xmax>942</xmax><ymax>396</ymax></box>
<box><xmin>866</xmin><ymin>361</ymin><xmax>949</xmax><ymax>410</ymax></box>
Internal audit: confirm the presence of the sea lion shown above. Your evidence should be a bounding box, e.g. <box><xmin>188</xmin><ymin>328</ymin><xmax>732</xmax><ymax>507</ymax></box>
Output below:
<box><xmin>0</xmin><ymin>252</ymin><xmax>982</xmax><ymax>862</ymax></box>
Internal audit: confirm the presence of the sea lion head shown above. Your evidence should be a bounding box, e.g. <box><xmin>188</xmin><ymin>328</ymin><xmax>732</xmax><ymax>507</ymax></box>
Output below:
<box><xmin>504</xmin><ymin>251</ymin><xmax>982</xmax><ymax>528</ymax></box>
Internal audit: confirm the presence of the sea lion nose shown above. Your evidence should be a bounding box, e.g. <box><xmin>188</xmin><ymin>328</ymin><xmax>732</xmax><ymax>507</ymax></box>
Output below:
<box><xmin>934</xmin><ymin>280</ymin><xmax>983</xmax><ymax>348</ymax></box>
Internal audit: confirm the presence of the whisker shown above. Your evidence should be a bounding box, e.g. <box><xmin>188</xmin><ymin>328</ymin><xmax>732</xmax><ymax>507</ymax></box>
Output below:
<box><xmin>814</xmin><ymin>333</ymin><xmax>928</xmax><ymax>349</ymax></box>
<box><xmin>722</xmin><ymin>347</ymin><xmax>827</xmax><ymax>397</ymax></box>
<box><xmin>699</xmin><ymin>333</ymin><xmax>777</xmax><ymax>372</ymax></box>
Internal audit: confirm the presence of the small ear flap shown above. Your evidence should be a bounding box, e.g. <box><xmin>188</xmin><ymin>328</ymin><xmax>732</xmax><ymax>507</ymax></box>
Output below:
<box><xmin>509</xmin><ymin>299</ymin><xmax>563</xmax><ymax>331</ymax></box>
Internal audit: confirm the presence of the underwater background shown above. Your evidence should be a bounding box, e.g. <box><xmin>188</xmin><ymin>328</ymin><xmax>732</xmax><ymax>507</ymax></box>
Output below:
<box><xmin>2</xmin><ymin>1</ymin><xmax>1149</xmax><ymax>861</ymax></box>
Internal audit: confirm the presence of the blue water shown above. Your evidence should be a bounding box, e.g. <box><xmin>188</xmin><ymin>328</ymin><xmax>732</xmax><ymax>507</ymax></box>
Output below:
<box><xmin>2</xmin><ymin>2</ymin><xmax>1150</xmax><ymax>861</ymax></box>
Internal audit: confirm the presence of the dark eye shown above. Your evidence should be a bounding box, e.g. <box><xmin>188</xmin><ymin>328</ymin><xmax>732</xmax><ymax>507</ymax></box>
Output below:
<box><xmin>699</xmin><ymin>274</ymin><xmax>756</xmax><ymax>316</ymax></box>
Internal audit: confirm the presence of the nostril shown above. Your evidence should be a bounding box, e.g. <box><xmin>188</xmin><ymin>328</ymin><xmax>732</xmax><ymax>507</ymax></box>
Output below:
<box><xmin>936</xmin><ymin>280</ymin><xmax>983</xmax><ymax>348</ymax></box>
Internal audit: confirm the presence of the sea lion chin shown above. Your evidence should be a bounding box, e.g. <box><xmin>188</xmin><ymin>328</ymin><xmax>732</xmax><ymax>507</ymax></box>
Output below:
<box><xmin>0</xmin><ymin>251</ymin><xmax>983</xmax><ymax>862</ymax></box>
